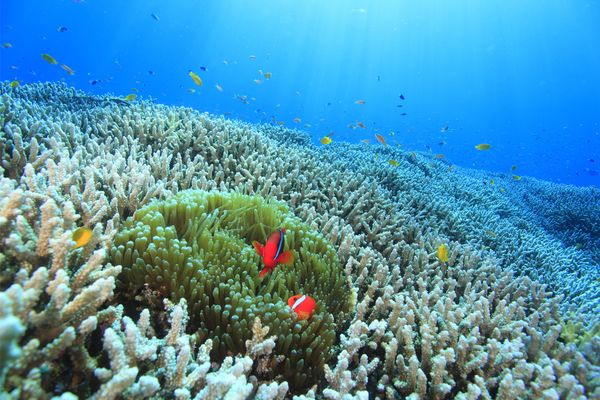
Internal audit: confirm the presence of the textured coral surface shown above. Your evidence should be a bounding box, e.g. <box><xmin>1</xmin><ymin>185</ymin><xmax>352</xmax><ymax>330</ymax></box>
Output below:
<box><xmin>0</xmin><ymin>82</ymin><xmax>599</xmax><ymax>399</ymax></box>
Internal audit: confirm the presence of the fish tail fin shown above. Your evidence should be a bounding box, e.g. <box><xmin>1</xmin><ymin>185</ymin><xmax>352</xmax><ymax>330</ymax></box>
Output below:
<box><xmin>277</xmin><ymin>250</ymin><xmax>294</xmax><ymax>265</ymax></box>
<box><xmin>252</xmin><ymin>241</ymin><xmax>264</xmax><ymax>256</ymax></box>
<box><xmin>258</xmin><ymin>266</ymin><xmax>270</xmax><ymax>278</ymax></box>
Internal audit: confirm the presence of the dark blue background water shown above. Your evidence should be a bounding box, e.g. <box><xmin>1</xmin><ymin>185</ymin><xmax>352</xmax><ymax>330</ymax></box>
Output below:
<box><xmin>2</xmin><ymin>0</ymin><xmax>599</xmax><ymax>186</ymax></box>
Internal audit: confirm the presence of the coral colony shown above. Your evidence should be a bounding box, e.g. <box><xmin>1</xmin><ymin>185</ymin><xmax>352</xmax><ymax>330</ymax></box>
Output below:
<box><xmin>0</xmin><ymin>82</ymin><xmax>599</xmax><ymax>399</ymax></box>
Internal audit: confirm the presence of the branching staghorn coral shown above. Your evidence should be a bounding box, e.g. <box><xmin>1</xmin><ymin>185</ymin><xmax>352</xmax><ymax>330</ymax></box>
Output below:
<box><xmin>0</xmin><ymin>171</ymin><xmax>120</xmax><ymax>398</ymax></box>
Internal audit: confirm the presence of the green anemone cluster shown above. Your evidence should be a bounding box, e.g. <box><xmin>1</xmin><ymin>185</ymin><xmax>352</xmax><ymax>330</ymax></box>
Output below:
<box><xmin>110</xmin><ymin>190</ymin><xmax>351</xmax><ymax>389</ymax></box>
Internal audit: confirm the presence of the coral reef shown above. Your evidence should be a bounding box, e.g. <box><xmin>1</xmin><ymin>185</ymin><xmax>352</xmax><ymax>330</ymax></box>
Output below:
<box><xmin>0</xmin><ymin>81</ymin><xmax>598</xmax><ymax>398</ymax></box>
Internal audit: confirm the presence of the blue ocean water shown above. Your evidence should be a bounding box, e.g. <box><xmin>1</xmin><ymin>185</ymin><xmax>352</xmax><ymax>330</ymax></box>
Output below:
<box><xmin>1</xmin><ymin>0</ymin><xmax>599</xmax><ymax>186</ymax></box>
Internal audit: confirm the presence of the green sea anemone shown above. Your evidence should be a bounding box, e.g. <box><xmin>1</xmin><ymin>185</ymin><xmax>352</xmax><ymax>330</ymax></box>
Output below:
<box><xmin>110</xmin><ymin>190</ymin><xmax>351</xmax><ymax>389</ymax></box>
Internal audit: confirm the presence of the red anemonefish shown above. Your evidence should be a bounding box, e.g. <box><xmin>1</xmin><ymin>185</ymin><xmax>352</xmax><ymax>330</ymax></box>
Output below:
<box><xmin>288</xmin><ymin>294</ymin><xmax>317</xmax><ymax>320</ymax></box>
<box><xmin>252</xmin><ymin>228</ymin><xmax>295</xmax><ymax>277</ymax></box>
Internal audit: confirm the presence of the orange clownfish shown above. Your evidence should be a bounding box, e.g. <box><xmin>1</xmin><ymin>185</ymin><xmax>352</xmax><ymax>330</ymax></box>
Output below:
<box><xmin>288</xmin><ymin>294</ymin><xmax>316</xmax><ymax>320</ymax></box>
<box><xmin>252</xmin><ymin>228</ymin><xmax>294</xmax><ymax>277</ymax></box>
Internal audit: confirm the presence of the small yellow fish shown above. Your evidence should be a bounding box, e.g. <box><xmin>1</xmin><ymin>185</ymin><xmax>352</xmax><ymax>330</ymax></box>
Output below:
<box><xmin>42</xmin><ymin>53</ymin><xmax>58</xmax><ymax>64</ymax></box>
<box><xmin>500</xmin><ymin>187</ymin><xmax>505</xmax><ymax>192</ymax></box>
<box><xmin>354</xmin><ymin>99</ymin><xmax>366</xmax><ymax>105</ymax></box>
<box><xmin>389</xmin><ymin>159</ymin><xmax>399</xmax><ymax>167</ymax></box>
<box><xmin>264</xmin><ymin>72</ymin><xmax>272</xmax><ymax>79</ymax></box>
<box><xmin>512</xmin><ymin>175</ymin><xmax>522</xmax><ymax>181</ymax></box>
<box><xmin>124</xmin><ymin>94</ymin><xmax>137</xmax><ymax>101</ymax></box>
<box><xmin>485</xmin><ymin>230</ymin><xmax>497</xmax><ymax>237</ymax></box>
<box><xmin>475</xmin><ymin>143</ymin><xmax>491</xmax><ymax>151</ymax></box>
<box><xmin>189</xmin><ymin>70</ymin><xmax>202</xmax><ymax>86</ymax></box>
<box><xmin>187</xmin><ymin>88</ymin><xmax>196</xmax><ymax>93</ymax></box>
<box><xmin>72</xmin><ymin>226</ymin><xmax>93</xmax><ymax>249</ymax></box>
<box><xmin>60</xmin><ymin>64</ymin><xmax>75</xmax><ymax>75</ymax></box>
<box><xmin>2</xmin><ymin>42</ymin><xmax>12</xmax><ymax>48</ymax></box>
<box><xmin>320</xmin><ymin>136</ymin><xmax>332</xmax><ymax>145</ymax></box>
<box><xmin>215</xmin><ymin>84</ymin><xmax>223</xmax><ymax>92</ymax></box>
<box><xmin>437</xmin><ymin>244</ymin><xmax>449</xmax><ymax>263</ymax></box>
<box><xmin>9</xmin><ymin>80</ymin><xmax>20</xmax><ymax>88</ymax></box>
<box><xmin>276</xmin><ymin>121</ymin><xmax>285</xmax><ymax>125</ymax></box>
<box><xmin>293</xmin><ymin>117</ymin><xmax>301</xmax><ymax>123</ymax></box>
<box><xmin>490</xmin><ymin>179</ymin><xmax>495</xmax><ymax>186</ymax></box>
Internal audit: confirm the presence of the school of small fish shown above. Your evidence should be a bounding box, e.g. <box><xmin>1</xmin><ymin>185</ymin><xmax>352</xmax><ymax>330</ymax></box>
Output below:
<box><xmin>2</xmin><ymin>19</ymin><xmax>545</xmax><ymax>186</ymax></box>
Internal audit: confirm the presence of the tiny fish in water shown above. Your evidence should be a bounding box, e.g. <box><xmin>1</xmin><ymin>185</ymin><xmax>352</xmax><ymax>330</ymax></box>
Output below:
<box><xmin>434</xmin><ymin>154</ymin><xmax>445</xmax><ymax>159</ymax></box>
<box><xmin>249</xmin><ymin>55</ymin><xmax>257</xmax><ymax>60</ymax></box>
<box><xmin>150</xmin><ymin>13</ymin><xmax>160</xmax><ymax>21</ymax></box>
<box><xmin>440</xmin><ymin>125</ymin><xmax>449</xmax><ymax>133</ymax></box>
<box><xmin>89</xmin><ymin>79</ymin><xmax>100</xmax><ymax>85</ymax></box>
<box><xmin>252</xmin><ymin>228</ymin><xmax>294</xmax><ymax>277</ymax></box>
<box><xmin>512</xmin><ymin>175</ymin><xmax>521</xmax><ymax>181</ymax></box>
<box><xmin>9</xmin><ymin>80</ymin><xmax>20</xmax><ymax>88</ymax></box>
<box><xmin>485</xmin><ymin>230</ymin><xmax>497</xmax><ymax>237</ymax></box>
<box><xmin>200</xmin><ymin>66</ymin><xmax>207</xmax><ymax>71</ymax></box>
<box><xmin>357</xmin><ymin>122</ymin><xmax>366</xmax><ymax>129</ymax></box>
<box><xmin>293</xmin><ymin>117</ymin><xmax>301</xmax><ymax>123</ymax></box>
<box><xmin>254</xmin><ymin>79</ymin><xmax>262</xmax><ymax>84</ymax></box>
<box><xmin>72</xmin><ymin>226</ymin><xmax>93</xmax><ymax>249</ymax></box>
<box><xmin>124</xmin><ymin>94</ymin><xmax>137</xmax><ymax>101</ymax></box>
<box><xmin>215</xmin><ymin>84</ymin><xmax>223</xmax><ymax>92</ymax></box>
<box><xmin>41</xmin><ymin>53</ymin><xmax>58</xmax><ymax>64</ymax></box>
<box><xmin>60</xmin><ymin>64</ymin><xmax>75</xmax><ymax>75</ymax></box>
<box><xmin>361</xmin><ymin>139</ymin><xmax>370</xmax><ymax>144</ymax></box>
<box><xmin>57</xmin><ymin>26</ymin><xmax>68</xmax><ymax>32</ymax></box>
<box><xmin>437</xmin><ymin>244</ymin><xmax>449</xmax><ymax>263</ymax></box>
<box><xmin>490</xmin><ymin>179</ymin><xmax>495</xmax><ymax>186</ymax></box>
<box><xmin>355</xmin><ymin>99</ymin><xmax>366</xmax><ymax>105</ymax></box>
<box><xmin>375</xmin><ymin>134</ymin><xmax>388</xmax><ymax>146</ymax></box>
<box><xmin>475</xmin><ymin>143</ymin><xmax>491</xmax><ymax>151</ymax></box>
<box><xmin>148</xmin><ymin>70</ymin><xmax>155</xmax><ymax>75</ymax></box>
<box><xmin>399</xmin><ymin>94</ymin><xmax>405</xmax><ymax>100</ymax></box>
<box><xmin>389</xmin><ymin>159</ymin><xmax>399</xmax><ymax>167</ymax></box>
<box><xmin>401</xmin><ymin>113</ymin><xmax>407</xmax><ymax>116</ymax></box>
<box><xmin>2</xmin><ymin>42</ymin><xmax>12</xmax><ymax>48</ymax></box>
<box><xmin>189</xmin><ymin>70</ymin><xmax>202</xmax><ymax>86</ymax></box>
<box><xmin>288</xmin><ymin>294</ymin><xmax>316</xmax><ymax>320</ymax></box>
<box><xmin>320</xmin><ymin>136</ymin><xmax>332</xmax><ymax>145</ymax></box>
<box><xmin>264</xmin><ymin>72</ymin><xmax>272</xmax><ymax>79</ymax></box>
<box><xmin>511</xmin><ymin>165</ymin><xmax>517</xmax><ymax>171</ymax></box>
